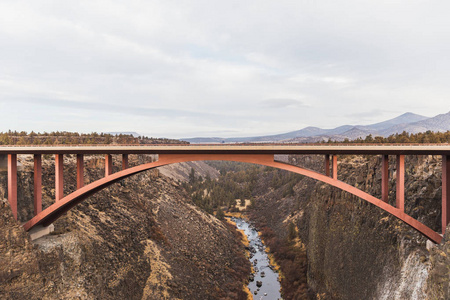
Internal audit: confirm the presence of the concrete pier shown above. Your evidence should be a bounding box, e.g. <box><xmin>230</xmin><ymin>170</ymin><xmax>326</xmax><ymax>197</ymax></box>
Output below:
<box><xmin>29</xmin><ymin>224</ymin><xmax>55</xmax><ymax>241</ymax></box>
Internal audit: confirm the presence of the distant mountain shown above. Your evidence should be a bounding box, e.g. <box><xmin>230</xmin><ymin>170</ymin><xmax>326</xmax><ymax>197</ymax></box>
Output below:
<box><xmin>324</xmin><ymin>125</ymin><xmax>355</xmax><ymax>136</ymax></box>
<box><xmin>247</xmin><ymin>127</ymin><xmax>328</xmax><ymax>142</ymax></box>
<box><xmin>184</xmin><ymin>112</ymin><xmax>450</xmax><ymax>144</ymax></box>
<box><xmin>185</xmin><ymin>126</ymin><xmax>359</xmax><ymax>144</ymax></box>
<box><xmin>363</xmin><ymin>112</ymin><xmax>429</xmax><ymax>131</ymax></box>
<box><xmin>380</xmin><ymin>111</ymin><xmax>450</xmax><ymax>136</ymax></box>
<box><xmin>337</xmin><ymin>127</ymin><xmax>376</xmax><ymax>140</ymax></box>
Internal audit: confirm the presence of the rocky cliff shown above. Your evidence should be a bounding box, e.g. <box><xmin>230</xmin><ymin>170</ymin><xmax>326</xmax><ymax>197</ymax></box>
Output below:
<box><xmin>0</xmin><ymin>155</ymin><xmax>249</xmax><ymax>299</ymax></box>
<box><xmin>249</xmin><ymin>154</ymin><xmax>447</xmax><ymax>299</ymax></box>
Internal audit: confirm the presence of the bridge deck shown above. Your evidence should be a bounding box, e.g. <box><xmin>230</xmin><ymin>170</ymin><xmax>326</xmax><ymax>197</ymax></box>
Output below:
<box><xmin>0</xmin><ymin>144</ymin><xmax>450</xmax><ymax>155</ymax></box>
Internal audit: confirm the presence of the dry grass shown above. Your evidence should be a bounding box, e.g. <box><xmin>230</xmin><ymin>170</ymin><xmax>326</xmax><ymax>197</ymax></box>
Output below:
<box><xmin>243</xmin><ymin>285</ymin><xmax>253</xmax><ymax>300</ymax></box>
<box><xmin>225</xmin><ymin>211</ymin><xmax>249</xmax><ymax>219</ymax></box>
<box><xmin>264</xmin><ymin>246</ymin><xmax>282</xmax><ymax>272</ymax></box>
<box><xmin>226</xmin><ymin>218</ymin><xmax>250</xmax><ymax>248</ymax></box>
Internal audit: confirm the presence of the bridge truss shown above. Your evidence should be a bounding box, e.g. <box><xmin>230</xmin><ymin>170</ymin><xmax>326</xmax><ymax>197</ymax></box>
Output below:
<box><xmin>1</xmin><ymin>145</ymin><xmax>449</xmax><ymax>244</ymax></box>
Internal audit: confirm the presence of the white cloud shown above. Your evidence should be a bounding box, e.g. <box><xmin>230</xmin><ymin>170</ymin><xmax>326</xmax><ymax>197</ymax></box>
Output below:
<box><xmin>0</xmin><ymin>0</ymin><xmax>449</xmax><ymax>138</ymax></box>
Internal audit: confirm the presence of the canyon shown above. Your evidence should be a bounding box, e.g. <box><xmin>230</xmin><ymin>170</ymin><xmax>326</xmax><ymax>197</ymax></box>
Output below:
<box><xmin>1</xmin><ymin>152</ymin><xmax>450</xmax><ymax>299</ymax></box>
<box><xmin>0</xmin><ymin>155</ymin><xmax>249</xmax><ymax>299</ymax></box>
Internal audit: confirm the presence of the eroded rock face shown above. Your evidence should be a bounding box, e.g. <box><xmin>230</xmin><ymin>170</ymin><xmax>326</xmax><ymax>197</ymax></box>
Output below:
<box><xmin>0</xmin><ymin>198</ymin><xmax>44</xmax><ymax>299</ymax></box>
<box><xmin>427</xmin><ymin>227</ymin><xmax>450</xmax><ymax>299</ymax></box>
<box><xmin>0</xmin><ymin>155</ymin><xmax>249</xmax><ymax>299</ymax></box>
<box><xmin>250</xmin><ymin>154</ymin><xmax>444</xmax><ymax>299</ymax></box>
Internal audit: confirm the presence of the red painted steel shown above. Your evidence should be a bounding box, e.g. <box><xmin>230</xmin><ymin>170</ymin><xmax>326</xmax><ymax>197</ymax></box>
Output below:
<box><xmin>325</xmin><ymin>154</ymin><xmax>330</xmax><ymax>177</ymax></box>
<box><xmin>55</xmin><ymin>154</ymin><xmax>64</xmax><ymax>201</ymax></box>
<box><xmin>105</xmin><ymin>154</ymin><xmax>113</xmax><ymax>176</ymax></box>
<box><xmin>22</xmin><ymin>153</ymin><xmax>443</xmax><ymax>243</ymax></box>
<box><xmin>2</xmin><ymin>144</ymin><xmax>450</xmax><ymax>155</ymax></box>
<box><xmin>122</xmin><ymin>154</ymin><xmax>129</xmax><ymax>170</ymax></box>
<box><xmin>7</xmin><ymin>154</ymin><xmax>17</xmax><ymax>220</ymax></box>
<box><xmin>396</xmin><ymin>155</ymin><xmax>405</xmax><ymax>211</ymax></box>
<box><xmin>382</xmin><ymin>155</ymin><xmax>389</xmax><ymax>202</ymax></box>
<box><xmin>34</xmin><ymin>154</ymin><xmax>42</xmax><ymax>215</ymax></box>
<box><xmin>332</xmin><ymin>155</ymin><xmax>338</xmax><ymax>180</ymax></box>
<box><xmin>443</xmin><ymin>155</ymin><xmax>450</xmax><ymax>233</ymax></box>
<box><xmin>77</xmin><ymin>154</ymin><xmax>84</xmax><ymax>189</ymax></box>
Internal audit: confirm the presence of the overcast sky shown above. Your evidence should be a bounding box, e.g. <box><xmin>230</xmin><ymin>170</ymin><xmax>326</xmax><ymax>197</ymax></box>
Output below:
<box><xmin>1</xmin><ymin>1</ymin><xmax>449</xmax><ymax>138</ymax></box>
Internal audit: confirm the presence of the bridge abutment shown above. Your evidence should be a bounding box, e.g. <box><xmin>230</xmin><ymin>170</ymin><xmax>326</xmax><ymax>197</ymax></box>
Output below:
<box><xmin>29</xmin><ymin>224</ymin><xmax>54</xmax><ymax>241</ymax></box>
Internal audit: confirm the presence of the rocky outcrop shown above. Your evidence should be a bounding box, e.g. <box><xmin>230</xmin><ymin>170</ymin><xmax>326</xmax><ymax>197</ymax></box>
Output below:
<box><xmin>159</xmin><ymin>161</ymin><xmax>219</xmax><ymax>182</ymax></box>
<box><xmin>0</xmin><ymin>155</ymin><xmax>249</xmax><ymax>299</ymax></box>
<box><xmin>427</xmin><ymin>225</ymin><xmax>450</xmax><ymax>299</ymax></box>
<box><xmin>250</xmin><ymin>154</ymin><xmax>444</xmax><ymax>299</ymax></box>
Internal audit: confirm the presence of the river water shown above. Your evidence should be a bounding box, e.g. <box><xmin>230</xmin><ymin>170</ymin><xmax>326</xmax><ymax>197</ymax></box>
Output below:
<box><xmin>230</xmin><ymin>217</ymin><xmax>282</xmax><ymax>300</ymax></box>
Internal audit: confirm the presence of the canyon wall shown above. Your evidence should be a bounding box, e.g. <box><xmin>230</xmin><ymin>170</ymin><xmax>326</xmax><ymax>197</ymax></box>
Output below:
<box><xmin>251</xmin><ymin>154</ymin><xmax>446</xmax><ymax>299</ymax></box>
<box><xmin>0</xmin><ymin>155</ymin><xmax>249</xmax><ymax>299</ymax></box>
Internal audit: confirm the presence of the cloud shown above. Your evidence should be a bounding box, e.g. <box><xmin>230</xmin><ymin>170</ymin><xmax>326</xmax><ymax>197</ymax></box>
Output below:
<box><xmin>2</xmin><ymin>97</ymin><xmax>223</xmax><ymax>119</ymax></box>
<box><xmin>260</xmin><ymin>99</ymin><xmax>306</xmax><ymax>109</ymax></box>
<box><xmin>0</xmin><ymin>1</ymin><xmax>449</xmax><ymax>138</ymax></box>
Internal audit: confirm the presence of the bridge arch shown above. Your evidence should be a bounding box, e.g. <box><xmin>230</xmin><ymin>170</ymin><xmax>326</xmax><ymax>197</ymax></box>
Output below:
<box><xmin>23</xmin><ymin>153</ymin><xmax>442</xmax><ymax>244</ymax></box>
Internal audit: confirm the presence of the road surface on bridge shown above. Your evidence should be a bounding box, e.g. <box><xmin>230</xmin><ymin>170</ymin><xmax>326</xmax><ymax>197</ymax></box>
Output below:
<box><xmin>1</xmin><ymin>144</ymin><xmax>450</xmax><ymax>155</ymax></box>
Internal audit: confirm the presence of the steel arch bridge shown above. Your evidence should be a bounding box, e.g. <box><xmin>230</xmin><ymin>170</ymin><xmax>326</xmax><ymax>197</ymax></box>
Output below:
<box><xmin>1</xmin><ymin>144</ymin><xmax>450</xmax><ymax>244</ymax></box>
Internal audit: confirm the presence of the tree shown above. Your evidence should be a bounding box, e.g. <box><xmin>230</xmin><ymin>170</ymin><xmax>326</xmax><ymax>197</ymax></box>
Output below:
<box><xmin>288</xmin><ymin>221</ymin><xmax>297</xmax><ymax>241</ymax></box>
<box><xmin>189</xmin><ymin>168</ymin><xmax>196</xmax><ymax>184</ymax></box>
<box><xmin>216</xmin><ymin>207</ymin><xmax>225</xmax><ymax>220</ymax></box>
<box><xmin>249</xmin><ymin>197</ymin><xmax>256</xmax><ymax>209</ymax></box>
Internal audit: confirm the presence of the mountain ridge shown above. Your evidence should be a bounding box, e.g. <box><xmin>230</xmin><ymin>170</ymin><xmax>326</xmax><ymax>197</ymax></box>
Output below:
<box><xmin>185</xmin><ymin>112</ymin><xmax>450</xmax><ymax>143</ymax></box>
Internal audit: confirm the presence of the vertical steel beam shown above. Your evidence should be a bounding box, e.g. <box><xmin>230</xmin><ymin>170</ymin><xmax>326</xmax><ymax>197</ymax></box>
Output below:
<box><xmin>77</xmin><ymin>154</ymin><xmax>84</xmax><ymax>189</ymax></box>
<box><xmin>7</xmin><ymin>154</ymin><xmax>17</xmax><ymax>220</ymax></box>
<box><xmin>382</xmin><ymin>155</ymin><xmax>389</xmax><ymax>202</ymax></box>
<box><xmin>122</xmin><ymin>154</ymin><xmax>129</xmax><ymax>170</ymax></box>
<box><xmin>442</xmin><ymin>155</ymin><xmax>450</xmax><ymax>234</ymax></box>
<box><xmin>34</xmin><ymin>154</ymin><xmax>42</xmax><ymax>215</ymax></box>
<box><xmin>396</xmin><ymin>155</ymin><xmax>405</xmax><ymax>211</ymax></box>
<box><xmin>332</xmin><ymin>155</ymin><xmax>338</xmax><ymax>180</ymax></box>
<box><xmin>325</xmin><ymin>154</ymin><xmax>330</xmax><ymax>177</ymax></box>
<box><xmin>105</xmin><ymin>154</ymin><xmax>113</xmax><ymax>176</ymax></box>
<box><xmin>55</xmin><ymin>154</ymin><xmax>64</xmax><ymax>201</ymax></box>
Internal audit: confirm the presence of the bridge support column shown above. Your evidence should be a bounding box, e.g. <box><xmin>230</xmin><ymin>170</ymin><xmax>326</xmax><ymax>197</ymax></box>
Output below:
<box><xmin>105</xmin><ymin>154</ymin><xmax>113</xmax><ymax>176</ymax></box>
<box><xmin>396</xmin><ymin>155</ymin><xmax>405</xmax><ymax>211</ymax></box>
<box><xmin>442</xmin><ymin>155</ymin><xmax>450</xmax><ymax>234</ymax></box>
<box><xmin>8</xmin><ymin>154</ymin><xmax>17</xmax><ymax>220</ymax></box>
<box><xmin>34</xmin><ymin>154</ymin><xmax>42</xmax><ymax>215</ymax></box>
<box><xmin>55</xmin><ymin>154</ymin><xmax>64</xmax><ymax>201</ymax></box>
<box><xmin>382</xmin><ymin>155</ymin><xmax>389</xmax><ymax>202</ymax></box>
<box><xmin>122</xmin><ymin>154</ymin><xmax>129</xmax><ymax>170</ymax></box>
<box><xmin>332</xmin><ymin>155</ymin><xmax>338</xmax><ymax>180</ymax></box>
<box><xmin>325</xmin><ymin>154</ymin><xmax>330</xmax><ymax>177</ymax></box>
<box><xmin>77</xmin><ymin>154</ymin><xmax>84</xmax><ymax>189</ymax></box>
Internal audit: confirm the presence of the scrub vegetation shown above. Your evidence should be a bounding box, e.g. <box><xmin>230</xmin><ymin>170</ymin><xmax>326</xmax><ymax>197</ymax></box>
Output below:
<box><xmin>0</xmin><ymin>130</ymin><xmax>187</xmax><ymax>145</ymax></box>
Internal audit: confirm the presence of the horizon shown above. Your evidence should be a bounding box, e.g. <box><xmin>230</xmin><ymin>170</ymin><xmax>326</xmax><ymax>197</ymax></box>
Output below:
<box><xmin>0</xmin><ymin>110</ymin><xmax>444</xmax><ymax>140</ymax></box>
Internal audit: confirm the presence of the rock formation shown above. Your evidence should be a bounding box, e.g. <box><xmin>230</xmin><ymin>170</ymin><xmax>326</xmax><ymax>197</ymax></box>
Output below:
<box><xmin>0</xmin><ymin>155</ymin><xmax>249</xmax><ymax>299</ymax></box>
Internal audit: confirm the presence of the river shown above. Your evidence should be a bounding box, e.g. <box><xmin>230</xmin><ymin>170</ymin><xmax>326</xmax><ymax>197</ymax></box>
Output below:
<box><xmin>230</xmin><ymin>217</ymin><xmax>282</xmax><ymax>300</ymax></box>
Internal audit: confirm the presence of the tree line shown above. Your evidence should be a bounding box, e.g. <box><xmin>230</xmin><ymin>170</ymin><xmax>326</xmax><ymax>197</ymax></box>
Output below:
<box><xmin>331</xmin><ymin>130</ymin><xmax>450</xmax><ymax>144</ymax></box>
<box><xmin>184</xmin><ymin>161</ymin><xmax>303</xmax><ymax>218</ymax></box>
<box><xmin>0</xmin><ymin>130</ymin><xmax>188</xmax><ymax>145</ymax></box>
<box><xmin>182</xmin><ymin>162</ymin><xmax>264</xmax><ymax>216</ymax></box>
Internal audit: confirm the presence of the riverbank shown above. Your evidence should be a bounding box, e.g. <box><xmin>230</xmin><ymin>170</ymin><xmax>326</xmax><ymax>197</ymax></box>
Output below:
<box><xmin>230</xmin><ymin>217</ymin><xmax>282</xmax><ymax>299</ymax></box>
